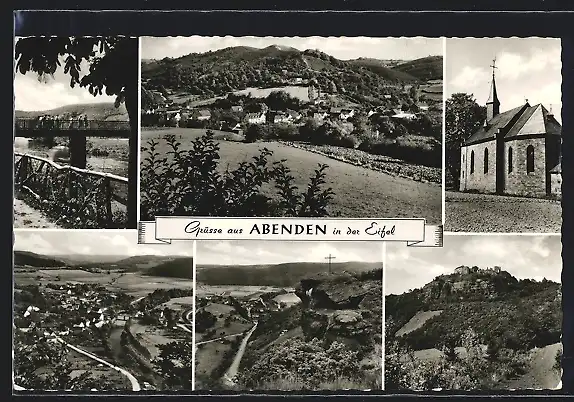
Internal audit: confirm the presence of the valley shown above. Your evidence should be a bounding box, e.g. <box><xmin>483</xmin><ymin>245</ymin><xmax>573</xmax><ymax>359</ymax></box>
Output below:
<box><xmin>13</xmin><ymin>251</ymin><xmax>193</xmax><ymax>391</ymax></box>
<box><xmin>194</xmin><ymin>263</ymin><xmax>383</xmax><ymax>391</ymax></box>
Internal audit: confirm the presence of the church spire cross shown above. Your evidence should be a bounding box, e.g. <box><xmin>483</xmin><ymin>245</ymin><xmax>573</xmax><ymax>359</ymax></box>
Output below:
<box><xmin>490</xmin><ymin>57</ymin><xmax>498</xmax><ymax>77</ymax></box>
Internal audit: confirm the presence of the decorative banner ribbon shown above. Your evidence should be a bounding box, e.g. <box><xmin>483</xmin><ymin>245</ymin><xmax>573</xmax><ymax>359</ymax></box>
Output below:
<box><xmin>138</xmin><ymin>217</ymin><xmax>443</xmax><ymax>247</ymax></box>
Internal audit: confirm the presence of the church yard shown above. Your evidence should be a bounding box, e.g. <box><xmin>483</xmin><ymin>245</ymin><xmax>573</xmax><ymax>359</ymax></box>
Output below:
<box><xmin>445</xmin><ymin>190</ymin><xmax>561</xmax><ymax>233</ymax></box>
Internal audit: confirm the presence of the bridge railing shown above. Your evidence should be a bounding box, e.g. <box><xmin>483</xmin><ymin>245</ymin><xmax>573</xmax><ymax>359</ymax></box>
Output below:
<box><xmin>15</xmin><ymin>118</ymin><xmax>131</xmax><ymax>131</ymax></box>
<box><xmin>14</xmin><ymin>152</ymin><xmax>128</xmax><ymax>229</ymax></box>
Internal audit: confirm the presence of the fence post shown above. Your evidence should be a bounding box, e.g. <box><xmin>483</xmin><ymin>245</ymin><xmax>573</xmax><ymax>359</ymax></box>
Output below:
<box><xmin>19</xmin><ymin>156</ymin><xmax>29</xmax><ymax>185</ymax></box>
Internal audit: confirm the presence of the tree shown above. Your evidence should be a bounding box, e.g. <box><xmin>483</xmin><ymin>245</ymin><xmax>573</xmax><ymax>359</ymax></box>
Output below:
<box><xmin>153</xmin><ymin>341</ymin><xmax>192</xmax><ymax>390</ymax></box>
<box><xmin>14</xmin><ymin>37</ymin><xmax>139</xmax><ymax>228</ymax></box>
<box><xmin>445</xmin><ymin>93</ymin><xmax>487</xmax><ymax>189</ymax></box>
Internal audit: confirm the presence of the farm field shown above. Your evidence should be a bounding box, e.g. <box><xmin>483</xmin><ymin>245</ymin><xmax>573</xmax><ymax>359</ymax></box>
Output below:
<box><xmin>445</xmin><ymin>191</ymin><xmax>561</xmax><ymax>233</ymax></box>
<box><xmin>129</xmin><ymin>322</ymin><xmax>186</xmax><ymax>361</ymax></box>
<box><xmin>14</xmin><ymin>269</ymin><xmax>193</xmax><ymax>299</ymax></box>
<box><xmin>141</xmin><ymin>128</ymin><xmax>442</xmax><ymax>223</ymax></box>
<box><xmin>395</xmin><ymin>310</ymin><xmax>443</xmax><ymax>337</ymax></box>
<box><xmin>195</xmin><ymin>284</ymin><xmax>289</xmax><ymax>298</ymax></box>
<box><xmin>233</xmin><ymin>86</ymin><xmax>310</xmax><ymax>102</ymax></box>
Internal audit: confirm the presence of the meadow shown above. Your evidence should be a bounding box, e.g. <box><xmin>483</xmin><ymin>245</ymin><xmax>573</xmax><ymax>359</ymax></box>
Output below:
<box><xmin>14</xmin><ymin>269</ymin><xmax>194</xmax><ymax>299</ymax></box>
<box><xmin>233</xmin><ymin>86</ymin><xmax>310</xmax><ymax>102</ymax></box>
<box><xmin>141</xmin><ymin>128</ymin><xmax>442</xmax><ymax>223</ymax></box>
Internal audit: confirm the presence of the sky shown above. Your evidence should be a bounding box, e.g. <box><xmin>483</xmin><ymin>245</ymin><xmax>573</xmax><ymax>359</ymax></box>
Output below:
<box><xmin>197</xmin><ymin>241</ymin><xmax>383</xmax><ymax>266</ymax></box>
<box><xmin>14</xmin><ymin>230</ymin><xmax>194</xmax><ymax>257</ymax></box>
<box><xmin>13</xmin><ymin>38</ymin><xmax>116</xmax><ymax>112</ymax></box>
<box><xmin>385</xmin><ymin>234</ymin><xmax>562</xmax><ymax>295</ymax></box>
<box><xmin>141</xmin><ymin>36</ymin><xmax>442</xmax><ymax>61</ymax></box>
<box><xmin>446</xmin><ymin>38</ymin><xmax>562</xmax><ymax>122</ymax></box>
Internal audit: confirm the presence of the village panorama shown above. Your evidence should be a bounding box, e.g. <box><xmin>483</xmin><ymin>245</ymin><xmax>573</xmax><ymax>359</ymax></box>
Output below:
<box><xmin>139</xmin><ymin>36</ymin><xmax>443</xmax><ymax>222</ymax></box>
<box><xmin>13</xmin><ymin>231</ymin><xmax>194</xmax><ymax>392</ymax></box>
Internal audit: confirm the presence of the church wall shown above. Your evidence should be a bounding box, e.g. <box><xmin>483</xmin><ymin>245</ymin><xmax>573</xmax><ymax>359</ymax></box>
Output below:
<box><xmin>460</xmin><ymin>141</ymin><xmax>497</xmax><ymax>193</ymax></box>
<box><xmin>551</xmin><ymin>172</ymin><xmax>562</xmax><ymax>199</ymax></box>
<box><xmin>504</xmin><ymin>138</ymin><xmax>547</xmax><ymax>197</ymax></box>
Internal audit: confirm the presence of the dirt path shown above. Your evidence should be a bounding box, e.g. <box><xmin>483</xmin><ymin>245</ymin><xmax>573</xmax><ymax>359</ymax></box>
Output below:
<box><xmin>13</xmin><ymin>198</ymin><xmax>59</xmax><ymax>229</ymax></box>
<box><xmin>222</xmin><ymin>322</ymin><xmax>258</xmax><ymax>387</ymax></box>
<box><xmin>505</xmin><ymin>343</ymin><xmax>561</xmax><ymax>390</ymax></box>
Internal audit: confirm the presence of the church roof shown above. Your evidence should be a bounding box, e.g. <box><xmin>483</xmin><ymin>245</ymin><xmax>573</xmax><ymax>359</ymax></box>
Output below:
<box><xmin>464</xmin><ymin>104</ymin><xmax>526</xmax><ymax>145</ymax></box>
<box><xmin>463</xmin><ymin>103</ymin><xmax>562</xmax><ymax>146</ymax></box>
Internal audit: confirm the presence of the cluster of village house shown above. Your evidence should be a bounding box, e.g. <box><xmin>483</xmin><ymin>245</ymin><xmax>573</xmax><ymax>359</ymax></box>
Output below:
<box><xmin>19</xmin><ymin>287</ymin><xmax>117</xmax><ymax>337</ymax></box>
<box><xmin>143</xmin><ymin>84</ymin><xmax>432</xmax><ymax>132</ymax></box>
<box><xmin>200</xmin><ymin>290</ymin><xmax>297</xmax><ymax>322</ymax></box>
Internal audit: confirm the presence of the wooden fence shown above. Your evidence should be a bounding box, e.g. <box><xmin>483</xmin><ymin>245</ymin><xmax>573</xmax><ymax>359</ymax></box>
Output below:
<box><xmin>14</xmin><ymin>152</ymin><xmax>128</xmax><ymax>228</ymax></box>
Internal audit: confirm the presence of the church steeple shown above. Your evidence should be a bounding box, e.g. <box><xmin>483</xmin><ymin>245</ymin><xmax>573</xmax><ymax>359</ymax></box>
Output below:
<box><xmin>486</xmin><ymin>57</ymin><xmax>500</xmax><ymax>122</ymax></box>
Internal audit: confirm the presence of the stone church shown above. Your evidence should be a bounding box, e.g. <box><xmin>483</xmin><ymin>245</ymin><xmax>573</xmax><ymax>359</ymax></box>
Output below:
<box><xmin>459</xmin><ymin>66</ymin><xmax>562</xmax><ymax>198</ymax></box>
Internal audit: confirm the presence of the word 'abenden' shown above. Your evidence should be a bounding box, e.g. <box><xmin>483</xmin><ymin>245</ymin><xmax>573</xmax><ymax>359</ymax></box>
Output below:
<box><xmin>249</xmin><ymin>223</ymin><xmax>327</xmax><ymax>236</ymax></box>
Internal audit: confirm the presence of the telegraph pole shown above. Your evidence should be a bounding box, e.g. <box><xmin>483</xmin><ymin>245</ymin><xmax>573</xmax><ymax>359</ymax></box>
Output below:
<box><xmin>325</xmin><ymin>254</ymin><xmax>336</xmax><ymax>274</ymax></box>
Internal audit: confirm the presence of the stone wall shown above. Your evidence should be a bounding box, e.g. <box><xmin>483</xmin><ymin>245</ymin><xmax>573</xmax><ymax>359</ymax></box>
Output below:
<box><xmin>459</xmin><ymin>141</ymin><xmax>497</xmax><ymax>193</ymax></box>
<box><xmin>504</xmin><ymin>137</ymin><xmax>547</xmax><ymax>197</ymax></box>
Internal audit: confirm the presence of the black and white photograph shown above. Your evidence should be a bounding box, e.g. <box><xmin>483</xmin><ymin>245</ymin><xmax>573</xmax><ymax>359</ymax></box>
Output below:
<box><xmin>445</xmin><ymin>38</ymin><xmax>562</xmax><ymax>233</ymax></box>
<box><xmin>194</xmin><ymin>241</ymin><xmax>382</xmax><ymax>391</ymax></box>
<box><xmin>13</xmin><ymin>230</ymin><xmax>193</xmax><ymax>392</ymax></box>
<box><xmin>385</xmin><ymin>234</ymin><xmax>562</xmax><ymax>391</ymax></box>
<box><xmin>13</xmin><ymin>36</ymin><xmax>139</xmax><ymax>230</ymax></box>
<box><xmin>139</xmin><ymin>36</ymin><xmax>443</xmax><ymax>222</ymax></box>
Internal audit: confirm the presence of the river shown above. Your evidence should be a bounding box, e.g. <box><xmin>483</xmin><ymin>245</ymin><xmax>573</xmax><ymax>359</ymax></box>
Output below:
<box><xmin>221</xmin><ymin>321</ymin><xmax>258</xmax><ymax>388</ymax></box>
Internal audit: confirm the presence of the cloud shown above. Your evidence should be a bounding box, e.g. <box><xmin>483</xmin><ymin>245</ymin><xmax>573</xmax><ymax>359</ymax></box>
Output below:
<box><xmin>450</xmin><ymin>66</ymin><xmax>489</xmax><ymax>90</ymax></box>
<box><xmin>386</xmin><ymin>235</ymin><xmax>561</xmax><ymax>295</ymax></box>
<box><xmin>197</xmin><ymin>241</ymin><xmax>383</xmax><ymax>265</ymax></box>
<box><xmin>14</xmin><ymin>231</ymin><xmax>194</xmax><ymax>258</ymax></box>
<box><xmin>497</xmin><ymin>47</ymin><xmax>561</xmax><ymax>81</ymax></box>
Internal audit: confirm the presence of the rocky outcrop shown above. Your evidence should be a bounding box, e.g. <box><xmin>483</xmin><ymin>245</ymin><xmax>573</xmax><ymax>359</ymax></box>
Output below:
<box><xmin>295</xmin><ymin>272</ymin><xmax>371</xmax><ymax>310</ymax></box>
<box><xmin>296</xmin><ymin>272</ymin><xmax>382</xmax><ymax>342</ymax></box>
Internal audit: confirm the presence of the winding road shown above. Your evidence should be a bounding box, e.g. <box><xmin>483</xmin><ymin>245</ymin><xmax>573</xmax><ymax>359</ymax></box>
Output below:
<box><xmin>505</xmin><ymin>343</ymin><xmax>562</xmax><ymax>390</ymax></box>
<box><xmin>222</xmin><ymin>322</ymin><xmax>258</xmax><ymax>388</ymax></box>
<box><xmin>55</xmin><ymin>336</ymin><xmax>141</xmax><ymax>391</ymax></box>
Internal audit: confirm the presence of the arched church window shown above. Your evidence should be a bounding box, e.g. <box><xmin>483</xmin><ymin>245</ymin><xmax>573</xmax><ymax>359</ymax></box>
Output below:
<box><xmin>526</xmin><ymin>145</ymin><xmax>535</xmax><ymax>173</ymax></box>
<box><xmin>470</xmin><ymin>151</ymin><xmax>475</xmax><ymax>174</ymax></box>
<box><xmin>508</xmin><ymin>147</ymin><xmax>513</xmax><ymax>173</ymax></box>
<box><xmin>484</xmin><ymin>148</ymin><xmax>489</xmax><ymax>174</ymax></box>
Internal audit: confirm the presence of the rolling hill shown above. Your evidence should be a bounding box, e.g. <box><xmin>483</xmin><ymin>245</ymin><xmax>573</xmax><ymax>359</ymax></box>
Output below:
<box><xmin>393</xmin><ymin>56</ymin><xmax>443</xmax><ymax>81</ymax></box>
<box><xmin>141</xmin><ymin>45</ymin><xmax>442</xmax><ymax>107</ymax></box>
<box><xmin>15</xmin><ymin>102</ymin><xmax>129</xmax><ymax>121</ymax></box>
<box><xmin>196</xmin><ymin>261</ymin><xmax>382</xmax><ymax>287</ymax></box>
<box><xmin>13</xmin><ymin>250</ymin><xmax>68</xmax><ymax>268</ymax></box>
<box><xmin>386</xmin><ymin>267</ymin><xmax>562</xmax><ymax>352</ymax></box>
